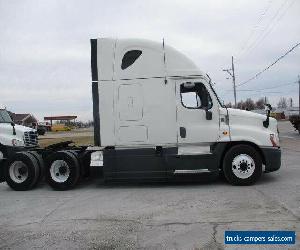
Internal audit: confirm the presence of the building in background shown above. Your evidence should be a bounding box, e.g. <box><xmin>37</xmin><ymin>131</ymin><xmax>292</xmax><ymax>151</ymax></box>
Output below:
<box><xmin>8</xmin><ymin>112</ymin><xmax>38</xmax><ymax>128</ymax></box>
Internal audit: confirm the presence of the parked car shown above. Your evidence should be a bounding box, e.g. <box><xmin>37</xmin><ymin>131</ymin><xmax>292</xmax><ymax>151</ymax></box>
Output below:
<box><xmin>37</xmin><ymin>126</ymin><xmax>46</xmax><ymax>135</ymax></box>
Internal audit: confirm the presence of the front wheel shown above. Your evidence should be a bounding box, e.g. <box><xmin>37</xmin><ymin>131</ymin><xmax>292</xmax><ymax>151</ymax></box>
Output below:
<box><xmin>223</xmin><ymin>145</ymin><xmax>262</xmax><ymax>185</ymax></box>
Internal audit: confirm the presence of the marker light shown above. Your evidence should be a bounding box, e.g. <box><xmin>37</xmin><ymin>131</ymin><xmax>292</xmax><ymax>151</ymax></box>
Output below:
<box><xmin>270</xmin><ymin>134</ymin><xmax>278</xmax><ymax>147</ymax></box>
<box><xmin>12</xmin><ymin>139</ymin><xmax>17</xmax><ymax>146</ymax></box>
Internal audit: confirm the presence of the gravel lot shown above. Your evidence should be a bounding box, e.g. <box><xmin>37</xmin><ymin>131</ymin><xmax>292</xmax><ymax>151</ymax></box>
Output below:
<box><xmin>0</xmin><ymin>121</ymin><xmax>299</xmax><ymax>249</ymax></box>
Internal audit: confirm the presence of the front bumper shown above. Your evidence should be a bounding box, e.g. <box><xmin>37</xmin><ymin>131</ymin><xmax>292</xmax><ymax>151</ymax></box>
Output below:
<box><xmin>261</xmin><ymin>147</ymin><xmax>281</xmax><ymax>173</ymax></box>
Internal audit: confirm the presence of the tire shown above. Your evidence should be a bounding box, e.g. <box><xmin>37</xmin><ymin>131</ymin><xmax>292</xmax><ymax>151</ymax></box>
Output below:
<box><xmin>66</xmin><ymin>150</ymin><xmax>91</xmax><ymax>180</ymax></box>
<box><xmin>223</xmin><ymin>145</ymin><xmax>262</xmax><ymax>185</ymax></box>
<box><xmin>65</xmin><ymin>150</ymin><xmax>83</xmax><ymax>177</ymax></box>
<box><xmin>0</xmin><ymin>145</ymin><xmax>7</xmax><ymax>183</ymax></box>
<box><xmin>27</xmin><ymin>151</ymin><xmax>45</xmax><ymax>184</ymax></box>
<box><xmin>5</xmin><ymin>152</ymin><xmax>40</xmax><ymax>191</ymax></box>
<box><xmin>65</xmin><ymin>150</ymin><xmax>90</xmax><ymax>179</ymax></box>
<box><xmin>45</xmin><ymin>151</ymin><xmax>80</xmax><ymax>190</ymax></box>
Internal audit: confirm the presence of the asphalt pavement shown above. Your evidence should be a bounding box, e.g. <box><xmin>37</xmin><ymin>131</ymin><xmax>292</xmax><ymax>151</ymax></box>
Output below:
<box><xmin>0</xmin><ymin>121</ymin><xmax>299</xmax><ymax>249</ymax></box>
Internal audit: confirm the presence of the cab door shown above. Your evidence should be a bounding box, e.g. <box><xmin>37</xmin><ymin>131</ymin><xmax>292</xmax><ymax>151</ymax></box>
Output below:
<box><xmin>176</xmin><ymin>80</ymin><xmax>220</xmax><ymax>153</ymax></box>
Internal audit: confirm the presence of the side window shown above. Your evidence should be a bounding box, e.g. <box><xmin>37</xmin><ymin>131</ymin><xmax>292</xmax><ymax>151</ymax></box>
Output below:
<box><xmin>180</xmin><ymin>82</ymin><xmax>212</xmax><ymax>109</ymax></box>
<box><xmin>121</xmin><ymin>50</ymin><xmax>142</xmax><ymax>70</ymax></box>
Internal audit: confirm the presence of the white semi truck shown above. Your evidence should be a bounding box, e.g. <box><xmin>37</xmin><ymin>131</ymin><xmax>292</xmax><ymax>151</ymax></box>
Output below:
<box><xmin>0</xmin><ymin>108</ymin><xmax>39</xmax><ymax>177</ymax></box>
<box><xmin>0</xmin><ymin>38</ymin><xmax>281</xmax><ymax>191</ymax></box>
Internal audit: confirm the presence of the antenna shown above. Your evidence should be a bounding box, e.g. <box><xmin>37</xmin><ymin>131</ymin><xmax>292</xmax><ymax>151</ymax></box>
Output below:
<box><xmin>163</xmin><ymin>38</ymin><xmax>167</xmax><ymax>84</ymax></box>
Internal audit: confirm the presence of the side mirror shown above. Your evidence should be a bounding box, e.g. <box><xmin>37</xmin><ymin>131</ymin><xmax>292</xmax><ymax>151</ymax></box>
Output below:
<box><xmin>11</xmin><ymin>122</ymin><xmax>16</xmax><ymax>135</ymax></box>
<box><xmin>206</xmin><ymin>110</ymin><xmax>212</xmax><ymax>120</ymax></box>
<box><xmin>265</xmin><ymin>104</ymin><xmax>272</xmax><ymax>112</ymax></box>
<box><xmin>263</xmin><ymin>104</ymin><xmax>272</xmax><ymax>128</ymax></box>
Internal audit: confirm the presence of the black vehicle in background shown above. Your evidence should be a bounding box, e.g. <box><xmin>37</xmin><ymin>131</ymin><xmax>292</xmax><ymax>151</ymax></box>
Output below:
<box><xmin>289</xmin><ymin>115</ymin><xmax>300</xmax><ymax>134</ymax></box>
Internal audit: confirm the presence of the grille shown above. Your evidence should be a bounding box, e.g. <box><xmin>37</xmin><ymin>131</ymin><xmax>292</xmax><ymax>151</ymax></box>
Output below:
<box><xmin>24</xmin><ymin>131</ymin><xmax>38</xmax><ymax>147</ymax></box>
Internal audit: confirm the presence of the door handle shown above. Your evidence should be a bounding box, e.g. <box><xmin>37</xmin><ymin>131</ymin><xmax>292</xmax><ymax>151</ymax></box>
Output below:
<box><xmin>180</xmin><ymin>127</ymin><xmax>186</xmax><ymax>138</ymax></box>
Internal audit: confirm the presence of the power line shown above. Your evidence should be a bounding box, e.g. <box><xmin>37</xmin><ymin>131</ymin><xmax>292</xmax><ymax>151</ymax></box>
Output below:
<box><xmin>238</xmin><ymin>81</ymin><xmax>297</xmax><ymax>91</ymax></box>
<box><xmin>238</xmin><ymin>0</ymin><xmax>291</xmax><ymax>60</ymax></box>
<box><xmin>221</xmin><ymin>81</ymin><xmax>297</xmax><ymax>92</ymax></box>
<box><xmin>237</xmin><ymin>90</ymin><xmax>281</xmax><ymax>93</ymax></box>
<box><xmin>242</xmin><ymin>0</ymin><xmax>297</xmax><ymax>58</ymax></box>
<box><xmin>220</xmin><ymin>81</ymin><xmax>298</xmax><ymax>97</ymax></box>
<box><xmin>237</xmin><ymin>42</ymin><xmax>300</xmax><ymax>87</ymax></box>
<box><xmin>219</xmin><ymin>90</ymin><xmax>283</xmax><ymax>98</ymax></box>
<box><xmin>237</xmin><ymin>0</ymin><xmax>274</xmax><ymax>58</ymax></box>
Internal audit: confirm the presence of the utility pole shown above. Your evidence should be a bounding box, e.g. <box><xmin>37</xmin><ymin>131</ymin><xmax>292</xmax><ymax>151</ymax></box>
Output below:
<box><xmin>298</xmin><ymin>75</ymin><xmax>300</xmax><ymax>115</ymax></box>
<box><xmin>231</xmin><ymin>56</ymin><xmax>237</xmax><ymax>108</ymax></box>
<box><xmin>223</xmin><ymin>56</ymin><xmax>237</xmax><ymax>107</ymax></box>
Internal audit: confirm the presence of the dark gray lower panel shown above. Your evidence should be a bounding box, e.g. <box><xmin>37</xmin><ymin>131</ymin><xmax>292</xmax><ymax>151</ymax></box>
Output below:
<box><xmin>103</xmin><ymin>143</ymin><xmax>227</xmax><ymax>181</ymax></box>
<box><xmin>103</xmin><ymin>147</ymin><xmax>176</xmax><ymax>180</ymax></box>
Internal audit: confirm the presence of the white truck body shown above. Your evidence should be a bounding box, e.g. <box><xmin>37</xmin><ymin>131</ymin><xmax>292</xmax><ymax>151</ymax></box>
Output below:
<box><xmin>92</xmin><ymin>38</ymin><xmax>279</xmax><ymax>150</ymax></box>
<box><xmin>87</xmin><ymin>38</ymin><xmax>281</xmax><ymax>185</ymax></box>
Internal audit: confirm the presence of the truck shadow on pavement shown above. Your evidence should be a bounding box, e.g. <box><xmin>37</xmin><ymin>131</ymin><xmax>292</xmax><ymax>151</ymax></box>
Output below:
<box><xmin>75</xmin><ymin>167</ymin><xmax>281</xmax><ymax>190</ymax></box>
<box><xmin>4</xmin><ymin>167</ymin><xmax>279</xmax><ymax>191</ymax></box>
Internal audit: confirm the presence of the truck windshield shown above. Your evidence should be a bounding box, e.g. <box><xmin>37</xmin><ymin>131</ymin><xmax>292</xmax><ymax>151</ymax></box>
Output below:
<box><xmin>0</xmin><ymin>110</ymin><xmax>13</xmax><ymax>123</ymax></box>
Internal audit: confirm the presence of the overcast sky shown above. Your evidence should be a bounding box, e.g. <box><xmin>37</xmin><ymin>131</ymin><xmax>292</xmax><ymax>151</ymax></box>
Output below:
<box><xmin>0</xmin><ymin>0</ymin><xmax>299</xmax><ymax>121</ymax></box>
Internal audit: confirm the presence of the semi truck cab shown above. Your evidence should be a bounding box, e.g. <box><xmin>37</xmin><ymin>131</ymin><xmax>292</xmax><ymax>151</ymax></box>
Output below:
<box><xmin>90</xmin><ymin>38</ymin><xmax>281</xmax><ymax>185</ymax></box>
<box><xmin>1</xmin><ymin>38</ymin><xmax>281</xmax><ymax>191</ymax></box>
<box><xmin>0</xmin><ymin>108</ymin><xmax>38</xmax><ymax>182</ymax></box>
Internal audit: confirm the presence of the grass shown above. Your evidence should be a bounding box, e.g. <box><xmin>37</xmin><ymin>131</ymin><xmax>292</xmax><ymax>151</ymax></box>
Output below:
<box><xmin>38</xmin><ymin>136</ymin><xmax>93</xmax><ymax>148</ymax></box>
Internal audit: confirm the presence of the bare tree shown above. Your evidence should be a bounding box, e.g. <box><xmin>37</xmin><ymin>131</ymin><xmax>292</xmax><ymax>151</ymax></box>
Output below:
<box><xmin>225</xmin><ymin>102</ymin><xmax>232</xmax><ymax>108</ymax></box>
<box><xmin>244</xmin><ymin>98</ymin><xmax>255</xmax><ymax>110</ymax></box>
<box><xmin>237</xmin><ymin>100</ymin><xmax>244</xmax><ymax>109</ymax></box>
<box><xmin>255</xmin><ymin>98</ymin><xmax>265</xmax><ymax>109</ymax></box>
<box><xmin>277</xmin><ymin>97</ymin><xmax>287</xmax><ymax>109</ymax></box>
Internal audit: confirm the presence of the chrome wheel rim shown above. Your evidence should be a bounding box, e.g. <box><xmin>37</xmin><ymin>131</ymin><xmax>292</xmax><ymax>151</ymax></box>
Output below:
<box><xmin>50</xmin><ymin>160</ymin><xmax>70</xmax><ymax>183</ymax></box>
<box><xmin>9</xmin><ymin>161</ymin><xmax>28</xmax><ymax>183</ymax></box>
<box><xmin>232</xmin><ymin>154</ymin><xmax>255</xmax><ymax>179</ymax></box>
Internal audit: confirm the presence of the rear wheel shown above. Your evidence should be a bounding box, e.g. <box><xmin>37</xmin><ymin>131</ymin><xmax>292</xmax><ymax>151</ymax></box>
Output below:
<box><xmin>223</xmin><ymin>145</ymin><xmax>262</xmax><ymax>185</ymax></box>
<box><xmin>5</xmin><ymin>152</ymin><xmax>40</xmax><ymax>191</ymax></box>
<box><xmin>46</xmin><ymin>151</ymin><xmax>80</xmax><ymax>190</ymax></box>
<box><xmin>27</xmin><ymin>151</ymin><xmax>45</xmax><ymax>184</ymax></box>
